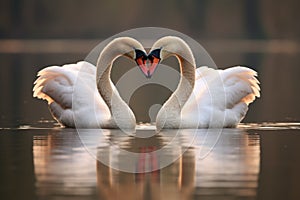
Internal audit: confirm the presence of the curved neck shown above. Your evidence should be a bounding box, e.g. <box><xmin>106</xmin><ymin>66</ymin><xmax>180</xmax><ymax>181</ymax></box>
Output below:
<box><xmin>163</xmin><ymin>49</ymin><xmax>196</xmax><ymax>113</ymax></box>
<box><xmin>96</xmin><ymin>56</ymin><xmax>116</xmax><ymax>111</ymax></box>
<box><xmin>156</xmin><ymin>39</ymin><xmax>196</xmax><ymax>129</ymax></box>
<box><xmin>96</xmin><ymin>41</ymin><xmax>136</xmax><ymax>129</ymax></box>
<box><xmin>171</xmin><ymin>55</ymin><xmax>195</xmax><ymax>108</ymax></box>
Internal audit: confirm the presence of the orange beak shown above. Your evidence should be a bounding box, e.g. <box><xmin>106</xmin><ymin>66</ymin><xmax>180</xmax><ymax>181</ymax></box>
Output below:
<box><xmin>136</xmin><ymin>57</ymin><xmax>149</xmax><ymax>78</ymax></box>
<box><xmin>136</xmin><ymin>56</ymin><xmax>160</xmax><ymax>78</ymax></box>
<box><xmin>148</xmin><ymin>57</ymin><xmax>160</xmax><ymax>78</ymax></box>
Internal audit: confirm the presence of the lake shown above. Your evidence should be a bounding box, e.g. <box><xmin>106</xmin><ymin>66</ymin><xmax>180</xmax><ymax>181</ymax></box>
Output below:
<box><xmin>1</xmin><ymin>124</ymin><xmax>300</xmax><ymax>200</ymax></box>
<box><xmin>1</xmin><ymin>39</ymin><xmax>300</xmax><ymax>200</ymax></box>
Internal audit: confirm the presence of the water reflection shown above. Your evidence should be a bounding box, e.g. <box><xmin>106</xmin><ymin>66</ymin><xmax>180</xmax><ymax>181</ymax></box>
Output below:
<box><xmin>33</xmin><ymin>129</ymin><xmax>98</xmax><ymax>199</ymax></box>
<box><xmin>10</xmin><ymin>124</ymin><xmax>297</xmax><ymax>199</ymax></box>
<box><xmin>31</xmin><ymin>128</ymin><xmax>261</xmax><ymax>199</ymax></box>
<box><xmin>77</xmin><ymin>128</ymin><xmax>260</xmax><ymax>199</ymax></box>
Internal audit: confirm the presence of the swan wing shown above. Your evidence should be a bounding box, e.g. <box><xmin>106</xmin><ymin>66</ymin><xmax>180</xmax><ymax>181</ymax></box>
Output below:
<box><xmin>219</xmin><ymin>66</ymin><xmax>260</xmax><ymax>105</ymax></box>
<box><xmin>33</xmin><ymin>61</ymin><xmax>110</xmax><ymax>127</ymax></box>
<box><xmin>183</xmin><ymin>66</ymin><xmax>260</xmax><ymax>127</ymax></box>
<box><xmin>33</xmin><ymin>63</ymin><xmax>78</xmax><ymax>106</ymax></box>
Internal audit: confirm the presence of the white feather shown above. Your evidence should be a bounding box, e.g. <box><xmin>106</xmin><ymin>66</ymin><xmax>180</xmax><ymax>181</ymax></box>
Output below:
<box><xmin>181</xmin><ymin>66</ymin><xmax>260</xmax><ymax>128</ymax></box>
<box><xmin>33</xmin><ymin>61</ymin><xmax>111</xmax><ymax>128</ymax></box>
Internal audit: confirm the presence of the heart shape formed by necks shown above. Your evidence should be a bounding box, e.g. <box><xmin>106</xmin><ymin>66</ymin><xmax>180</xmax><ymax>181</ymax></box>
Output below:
<box><xmin>135</xmin><ymin>49</ymin><xmax>161</xmax><ymax>79</ymax></box>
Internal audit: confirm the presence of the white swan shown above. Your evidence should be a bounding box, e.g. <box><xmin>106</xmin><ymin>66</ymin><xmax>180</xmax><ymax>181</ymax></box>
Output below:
<box><xmin>145</xmin><ymin>36</ymin><xmax>260</xmax><ymax>129</ymax></box>
<box><xmin>33</xmin><ymin>37</ymin><xmax>147</xmax><ymax>130</ymax></box>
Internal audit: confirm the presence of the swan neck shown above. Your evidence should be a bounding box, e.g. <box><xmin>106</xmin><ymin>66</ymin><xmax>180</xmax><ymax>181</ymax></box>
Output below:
<box><xmin>96</xmin><ymin>43</ymin><xmax>136</xmax><ymax>129</ymax></box>
<box><xmin>97</xmin><ymin>55</ymin><xmax>116</xmax><ymax>110</ymax></box>
<box><xmin>155</xmin><ymin>36</ymin><xmax>196</xmax><ymax>129</ymax></box>
<box><xmin>156</xmin><ymin>56</ymin><xmax>195</xmax><ymax>129</ymax></box>
<box><xmin>173</xmin><ymin>56</ymin><xmax>195</xmax><ymax>107</ymax></box>
<box><xmin>165</xmin><ymin>55</ymin><xmax>195</xmax><ymax>114</ymax></box>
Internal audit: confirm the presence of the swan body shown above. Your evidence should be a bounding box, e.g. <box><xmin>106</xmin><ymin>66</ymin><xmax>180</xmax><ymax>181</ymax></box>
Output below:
<box><xmin>33</xmin><ymin>37</ymin><xmax>147</xmax><ymax>130</ymax></box>
<box><xmin>147</xmin><ymin>36</ymin><xmax>260</xmax><ymax>129</ymax></box>
<box><xmin>180</xmin><ymin>66</ymin><xmax>260</xmax><ymax>128</ymax></box>
<box><xmin>33</xmin><ymin>61</ymin><xmax>111</xmax><ymax>128</ymax></box>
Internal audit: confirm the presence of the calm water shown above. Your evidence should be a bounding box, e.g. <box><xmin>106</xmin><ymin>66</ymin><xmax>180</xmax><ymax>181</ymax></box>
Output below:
<box><xmin>1</xmin><ymin>123</ymin><xmax>300</xmax><ymax>200</ymax></box>
<box><xmin>1</xmin><ymin>41</ymin><xmax>300</xmax><ymax>199</ymax></box>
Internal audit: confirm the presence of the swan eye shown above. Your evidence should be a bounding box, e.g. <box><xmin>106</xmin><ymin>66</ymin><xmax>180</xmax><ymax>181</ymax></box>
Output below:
<box><xmin>149</xmin><ymin>49</ymin><xmax>161</xmax><ymax>59</ymax></box>
<box><xmin>134</xmin><ymin>49</ymin><xmax>147</xmax><ymax>60</ymax></box>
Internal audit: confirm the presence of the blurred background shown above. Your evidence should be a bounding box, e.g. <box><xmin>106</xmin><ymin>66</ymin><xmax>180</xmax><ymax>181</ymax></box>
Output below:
<box><xmin>1</xmin><ymin>1</ymin><xmax>300</xmax><ymax>200</ymax></box>
<box><xmin>0</xmin><ymin>0</ymin><xmax>300</xmax><ymax>126</ymax></box>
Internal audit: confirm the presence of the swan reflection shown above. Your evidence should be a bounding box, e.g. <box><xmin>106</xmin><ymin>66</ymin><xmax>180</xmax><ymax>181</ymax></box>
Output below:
<box><xmin>91</xmin><ymin>128</ymin><xmax>260</xmax><ymax>199</ymax></box>
<box><xmin>32</xmin><ymin>128</ymin><xmax>260</xmax><ymax>199</ymax></box>
<box><xmin>33</xmin><ymin>130</ymin><xmax>97</xmax><ymax>197</ymax></box>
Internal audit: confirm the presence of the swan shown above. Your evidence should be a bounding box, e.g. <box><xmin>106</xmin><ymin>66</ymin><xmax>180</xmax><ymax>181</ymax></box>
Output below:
<box><xmin>33</xmin><ymin>37</ymin><xmax>148</xmax><ymax>130</ymax></box>
<box><xmin>144</xmin><ymin>36</ymin><xmax>260</xmax><ymax>129</ymax></box>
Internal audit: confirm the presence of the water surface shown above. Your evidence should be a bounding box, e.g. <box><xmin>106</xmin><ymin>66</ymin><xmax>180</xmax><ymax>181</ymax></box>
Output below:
<box><xmin>1</xmin><ymin>123</ymin><xmax>300</xmax><ymax>200</ymax></box>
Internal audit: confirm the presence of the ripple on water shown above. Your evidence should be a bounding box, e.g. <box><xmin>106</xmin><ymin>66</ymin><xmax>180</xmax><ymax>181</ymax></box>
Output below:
<box><xmin>238</xmin><ymin>122</ymin><xmax>300</xmax><ymax>130</ymax></box>
<box><xmin>1</xmin><ymin>121</ymin><xmax>299</xmax><ymax>132</ymax></box>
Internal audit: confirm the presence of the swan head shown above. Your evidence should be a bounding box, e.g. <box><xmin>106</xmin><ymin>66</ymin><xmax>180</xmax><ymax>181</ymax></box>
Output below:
<box><xmin>98</xmin><ymin>37</ymin><xmax>148</xmax><ymax>73</ymax></box>
<box><xmin>100</xmin><ymin>37</ymin><xmax>151</xmax><ymax>79</ymax></box>
<box><xmin>145</xmin><ymin>36</ymin><xmax>195</xmax><ymax>78</ymax></box>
